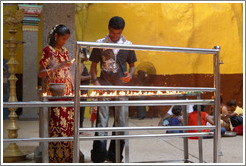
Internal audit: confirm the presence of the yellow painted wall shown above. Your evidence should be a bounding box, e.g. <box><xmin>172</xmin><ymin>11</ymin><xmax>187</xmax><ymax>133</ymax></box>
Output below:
<box><xmin>3</xmin><ymin>4</ymin><xmax>43</xmax><ymax>73</ymax></box>
<box><xmin>75</xmin><ymin>3</ymin><xmax>243</xmax><ymax>74</ymax></box>
<box><xmin>3</xmin><ymin>4</ymin><xmax>242</xmax><ymax>75</ymax></box>
<box><xmin>3</xmin><ymin>3</ymin><xmax>243</xmax><ymax>118</ymax></box>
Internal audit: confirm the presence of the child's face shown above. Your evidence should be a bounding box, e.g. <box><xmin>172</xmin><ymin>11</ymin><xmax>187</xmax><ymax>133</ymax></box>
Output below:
<box><xmin>228</xmin><ymin>106</ymin><xmax>236</xmax><ymax>113</ymax></box>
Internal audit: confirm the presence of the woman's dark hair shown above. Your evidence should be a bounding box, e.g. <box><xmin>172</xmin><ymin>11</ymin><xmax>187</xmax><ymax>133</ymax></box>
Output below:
<box><xmin>172</xmin><ymin>106</ymin><xmax>182</xmax><ymax>116</ymax></box>
<box><xmin>193</xmin><ymin>105</ymin><xmax>206</xmax><ymax>112</ymax></box>
<box><xmin>48</xmin><ymin>24</ymin><xmax>70</xmax><ymax>47</ymax></box>
<box><xmin>108</xmin><ymin>16</ymin><xmax>125</xmax><ymax>30</ymax></box>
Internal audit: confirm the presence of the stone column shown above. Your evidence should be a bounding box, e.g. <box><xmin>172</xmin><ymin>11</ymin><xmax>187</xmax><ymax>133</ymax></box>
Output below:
<box><xmin>19</xmin><ymin>4</ymin><xmax>43</xmax><ymax>120</ymax></box>
<box><xmin>42</xmin><ymin>3</ymin><xmax>76</xmax><ymax>80</ymax></box>
<box><xmin>33</xmin><ymin>4</ymin><xmax>76</xmax><ymax>162</ymax></box>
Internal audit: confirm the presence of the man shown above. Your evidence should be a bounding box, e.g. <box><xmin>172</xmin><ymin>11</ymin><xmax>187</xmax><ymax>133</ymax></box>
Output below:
<box><xmin>89</xmin><ymin>16</ymin><xmax>137</xmax><ymax>163</ymax></box>
<box><xmin>80</xmin><ymin>48</ymin><xmax>91</xmax><ymax>129</ymax></box>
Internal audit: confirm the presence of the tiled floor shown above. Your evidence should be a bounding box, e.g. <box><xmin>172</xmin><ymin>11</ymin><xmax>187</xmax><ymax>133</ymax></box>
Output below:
<box><xmin>2</xmin><ymin>117</ymin><xmax>244</xmax><ymax>163</ymax></box>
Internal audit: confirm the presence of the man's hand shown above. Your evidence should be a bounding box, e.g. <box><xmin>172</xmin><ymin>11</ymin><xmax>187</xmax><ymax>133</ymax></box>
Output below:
<box><xmin>93</xmin><ymin>80</ymin><xmax>101</xmax><ymax>86</ymax></box>
<box><xmin>93</xmin><ymin>81</ymin><xmax>103</xmax><ymax>94</ymax></box>
<box><xmin>120</xmin><ymin>72</ymin><xmax>132</xmax><ymax>83</ymax></box>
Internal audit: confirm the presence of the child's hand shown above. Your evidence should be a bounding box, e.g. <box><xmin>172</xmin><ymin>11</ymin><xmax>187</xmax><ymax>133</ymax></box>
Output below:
<box><xmin>158</xmin><ymin>121</ymin><xmax>163</xmax><ymax>126</ymax></box>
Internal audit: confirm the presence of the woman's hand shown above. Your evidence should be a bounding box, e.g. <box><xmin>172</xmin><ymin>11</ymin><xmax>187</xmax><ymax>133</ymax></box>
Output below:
<box><xmin>56</xmin><ymin>60</ymin><xmax>74</xmax><ymax>70</ymax></box>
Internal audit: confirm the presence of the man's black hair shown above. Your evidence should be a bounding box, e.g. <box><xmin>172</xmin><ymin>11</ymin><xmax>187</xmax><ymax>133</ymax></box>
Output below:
<box><xmin>108</xmin><ymin>16</ymin><xmax>125</xmax><ymax>30</ymax></box>
<box><xmin>172</xmin><ymin>105</ymin><xmax>182</xmax><ymax>116</ymax></box>
<box><xmin>227</xmin><ymin>100</ymin><xmax>237</xmax><ymax>107</ymax></box>
<box><xmin>193</xmin><ymin>105</ymin><xmax>206</xmax><ymax>112</ymax></box>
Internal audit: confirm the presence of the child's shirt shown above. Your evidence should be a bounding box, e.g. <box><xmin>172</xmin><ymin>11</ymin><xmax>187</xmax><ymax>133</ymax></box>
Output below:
<box><xmin>234</xmin><ymin>106</ymin><xmax>243</xmax><ymax>116</ymax></box>
<box><xmin>169</xmin><ymin>116</ymin><xmax>182</xmax><ymax>126</ymax></box>
<box><xmin>164</xmin><ymin>116</ymin><xmax>183</xmax><ymax>133</ymax></box>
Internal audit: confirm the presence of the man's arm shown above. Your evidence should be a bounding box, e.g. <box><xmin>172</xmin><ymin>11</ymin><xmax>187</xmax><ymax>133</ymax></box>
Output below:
<box><xmin>90</xmin><ymin>62</ymin><xmax>100</xmax><ymax>85</ymax></box>
<box><xmin>129</xmin><ymin>63</ymin><xmax>135</xmax><ymax>76</ymax></box>
<box><xmin>81</xmin><ymin>75</ymin><xmax>91</xmax><ymax>81</ymax></box>
<box><xmin>121</xmin><ymin>63</ymin><xmax>135</xmax><ymax>83</ymax></box>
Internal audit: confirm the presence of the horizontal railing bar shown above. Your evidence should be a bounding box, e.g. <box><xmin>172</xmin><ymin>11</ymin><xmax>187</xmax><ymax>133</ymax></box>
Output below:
<box><xmin>3</xmin><ymin>99</ymin><xmax>214</xmax><ymax>108</ymax></box>
<box><xmin>42</xmin><ymin>93</ymin><xmax>199</xmax><ymax>100</ymax></box>
<box><xmin>80</xmin><ymin>85</ymin><xmax>216</xmax><ymax>92</ymax></box>
<box><xmin>3</xmin><ymin>137</ymin><xmax>74</xmax><ymax>143</ymax></box>
<box><xmin>3</xmin><ymin>132</ymin><xmax>213</xmax><ymax>143</ymax></box>
<box><xmin>77</xmin><ymin>41</ymin><xmax>219</xmax><ymax>54</ymax></box>
<box><xmin>133</xmin><ymin>159</ymin><xmax>185</xmax><ymax>163</ymax></box>
<box><xmin>79</xmin><ymin>126</ymin><xmax>216</xmax><ymax>132</ymax></box>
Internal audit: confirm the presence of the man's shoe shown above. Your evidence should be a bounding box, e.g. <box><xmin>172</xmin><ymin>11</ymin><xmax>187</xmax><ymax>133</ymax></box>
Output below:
<box><xmin>138</xmin><ymin>117</ymin><xmax>145</xmax><ymax>120</ymax></box>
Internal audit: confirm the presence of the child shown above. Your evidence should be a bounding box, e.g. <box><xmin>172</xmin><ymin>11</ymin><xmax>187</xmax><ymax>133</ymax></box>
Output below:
<box><xmin>164</xmin><ymin>106</ymin><xmax>183</xmax><ymax>133</ymax></box>
<box><xmin>89</xmin><ymin>99</ymin><xmax>98</xmax><ymax>127</ymax></box>
<box><xmin>158</xmin><ymin>104</ymin><xmax>193</xmax><ymax>126</ymax></box>
<box><xmin>226</xmin><ymin>100</ymin><xmax>243</xmax><ymax>135</ymax></box>
<box><xmin>220</xmin><ymin>96</ymin><xmax>231</xmax><ymax>131</ymax></box>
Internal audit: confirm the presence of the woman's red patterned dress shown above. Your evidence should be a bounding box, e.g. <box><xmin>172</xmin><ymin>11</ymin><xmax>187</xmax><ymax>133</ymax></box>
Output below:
<box><xmin>39</xmin><ymin>46</ymin><xmax>74</xmax><ymax>163</ymax></box>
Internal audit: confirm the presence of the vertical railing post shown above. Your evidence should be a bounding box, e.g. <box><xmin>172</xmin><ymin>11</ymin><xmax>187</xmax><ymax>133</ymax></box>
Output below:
<box><xmin>115</xmin><ymin>110</ymin><xmax>121</xmax><ymax>163</ymax></box>
<box><xmin>197</xmin><ymin>94</ymin><xmax>203</xmax><ymax>163</ymax></box>
<box><xmin>41</xmin><ymin>97</ymin><xmax>49</xmax><ymax>163</ymax></box>
<box><xmin>124</xmin><ymin>96</ymin><xmax>130</xmax><ymax>163</ymax></box>
<box><xmin>73</xmin><ymin>44</ymin><xmax>80</xmax><ymax>163</ymax></box>
<box><xmin>182</xmin><ymin>97</ymin><xmax>189</xmax><ymax>163</ymax></box>
<box><xmin>213</xmin><ymin>46</ymin><xmax>221</xmax><ymax>163</ymax></box>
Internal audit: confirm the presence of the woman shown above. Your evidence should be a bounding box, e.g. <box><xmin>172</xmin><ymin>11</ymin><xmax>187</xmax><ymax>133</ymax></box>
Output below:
<box><xmin>188</xmin><ymin>105</ymin><xmax>226</xmax><ymax>139</ymax></box>
<box><xmin>39</xmin><ymin>24</ymin><xmax>75</xmax><ymax>163</ymax></box>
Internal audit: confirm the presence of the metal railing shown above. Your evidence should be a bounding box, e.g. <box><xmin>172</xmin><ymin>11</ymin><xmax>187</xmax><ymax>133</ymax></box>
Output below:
<box><xmin>80</xmin><ymin>85</ymin><xmax>216</xmax><ymax>92</ymax></box>
<box><xmin>3</xmin><ymin>42</ymin><xmax>221</xmax><ymax>163</ymax></box>
<box><xmin>3</xmin><ymin>99</ymin><xmax>214</xmax><ymax>107</ymax></box>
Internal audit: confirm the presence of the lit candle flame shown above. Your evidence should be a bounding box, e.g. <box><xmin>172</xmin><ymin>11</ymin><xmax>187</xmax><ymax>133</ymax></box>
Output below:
<box><xmin>112</xmin><ymin>91</ymin><xmax>117</xmax><ymax>96</ymax></box>
<box><xmin>71</xmin><ymin>58</ymin><xmax>75</xmax><ymax>63</ymax></box>
<box><xmin>43</xmin><ymin>92</ymin><xmax>47</xmax><ymax>96</ymax></box>
<box><xmin>119</xmin><ymin>91</ymin><xmax>126</xmax><ymax>96</ymax></box>
<box><xmin>82</xmin><ymin>94</ymin><xmax>88</xmax><ymax>97</ymax></box>
<box><xmin>90</xmin><ymin>91</ymin><xmax>97</xmax><ymax>97</ymax></box>
<box><xmin>156</xmin><ymin>90</ymin><xmax>163</xmax><ymax>95</ymax></box>
<box><xmin>102</xmin><ymin>92</ymin><xmax>108</xmax><ymax>96</ymax></box>
<box><xmin>147</xmin><ymin>92</ymin><xmax>154</xmax><ymax>95</ymax></box>
<box><xmin>87</xmin><ymin>90</ymin><xmax>183</xmax><ymax>97</ymax></box>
